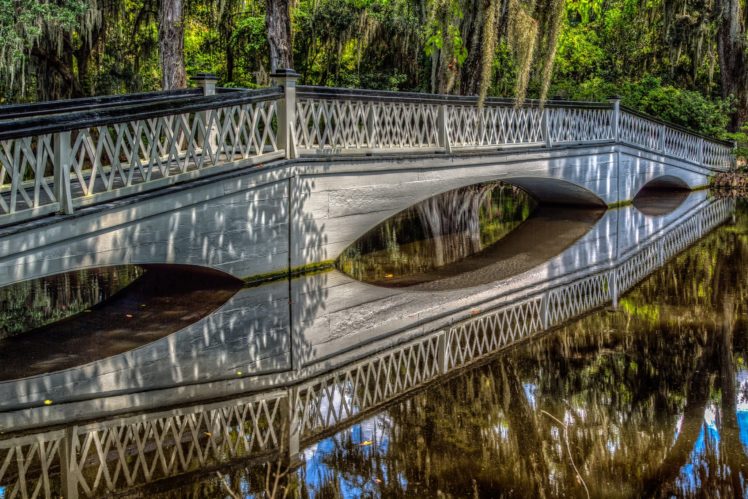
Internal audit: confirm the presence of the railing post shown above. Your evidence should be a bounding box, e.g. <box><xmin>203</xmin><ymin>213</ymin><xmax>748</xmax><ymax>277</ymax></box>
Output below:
<box><xmin>192</xmin><ymin>73</ymin><xmax>219</xmax><ymax>156</ymax></box>
<box><xmin>365</xmin><ymin>104</ymin><xmax>377</xmax><ymax>148</ymax></box>
<box><xmin>53</xmin><ymin>131</ymin><xmax>74</xmax><ymax>215</ymax></box>
<box><xmin>609</xmin><ymin>268</ymin><xmax>618</xmax><ymax>310</ymax></box>
<box><xmin>438</xmin><ymin>104</ymin><xmax>452</xmax><ymax>153</ymax></box>
<box><xmin>542</xmin><ymin>107</ymin><xmax>553</xmax><ymax>148</ymax></box>
<box><xmin>698</xmin><ymin>137</ymin><xmax>705</xmax><ymax>166</ymax></box>
<box><xmin>59</xmin><ymin>426</ymin><xmax>79</xmax><ymax>499</ymax></box>
<box><xmin>282</xmin><ymin>387</ymin><xmax>301</xmax><ymax>465</ymax></box>
<box><xmin>271</xmin><ymin>69</ymin><xmax>300</xmax><ymax>159</ymax></box>
<box><xmin>540</xmin><ymin>292</ymin><xmax>551</xmax><ymax>330</ymax></box>
<box><xmin>436</xmin><ymin>330</ymin><xmax>449</xmax><ymax>373</ymax></box>
<box><xmin>659</xmin><ymin>123</ymin><xmax>667</xmax><ymax>153</ymax></box>
<box><xmin>608</xmin><ymin>96</ymin><xmax>620</xmax><ymax>142</ymax></box>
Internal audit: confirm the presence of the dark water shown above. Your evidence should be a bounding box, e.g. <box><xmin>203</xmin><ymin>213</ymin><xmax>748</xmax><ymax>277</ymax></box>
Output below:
<box><xmin>0</xmin><ymin>266</ymin><xmax>242</xmax><ymax>380</ymax></box>
<box><xmin>0</xmin><ymin>265</ymin><xmax>144</xmax><ymax>339</ymax></box>
<box><xmin>148</xmin><ymin>196</ymin><xmax>748</xmax><ymax>498</ymax></box>
<box><xmin>337</xmin><ymin>182</ymin><xmax>544</xmax><ymax>286</ymax></box>
<box><xmin>1</xmin><ymin>190</ymin><xmax>747</xmax><ymax>498</ymax></box>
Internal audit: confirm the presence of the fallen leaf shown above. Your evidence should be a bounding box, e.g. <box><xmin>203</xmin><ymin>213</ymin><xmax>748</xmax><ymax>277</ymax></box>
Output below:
<box><xmin>360</xmin><ymin>440</ymin><xmax>373</xmax><ymax>446</ymax></box>
<box><xmin>44</xmin><ymin>399</ymin><xmax>53</xmax><ymax>406</ymax></box>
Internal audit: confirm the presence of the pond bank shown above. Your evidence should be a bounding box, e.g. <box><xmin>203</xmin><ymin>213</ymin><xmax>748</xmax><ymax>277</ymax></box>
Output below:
<box><xmin>712</xmin><ymin>170</ymin><xmax>748</xmax><ymax>197</ymax></box>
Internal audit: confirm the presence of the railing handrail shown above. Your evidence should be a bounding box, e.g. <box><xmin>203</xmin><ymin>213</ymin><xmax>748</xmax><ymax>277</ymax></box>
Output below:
<box><xmin>297</xmin><ymin>85</ymin><xmax>613</xmax><ymax>109</ymax></box>
<box><xmin>0</xmin><ymin>88</ymin><xmax>207</xmax><ymax>120</ymax></box>
<box><xmin>0</xmin><ymin>87</ymin><xmax>283</xmax><ymax>141</ymax></box>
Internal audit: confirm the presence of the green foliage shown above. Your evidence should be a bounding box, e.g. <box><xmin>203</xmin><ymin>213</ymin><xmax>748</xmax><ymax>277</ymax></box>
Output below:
<box><xmin>0</xmin><ymin>0</ymin><xmax>94</xmax><ymax>99</ymax></box>
<box><xmin>553</xmin><ymin>75</ymin><xmax>732</xmax><ymax>138</ymax></box>
<box><xmin>0</xmin><ymin>0</ymin><xmax>742</xmax><ymax>145</ymax></box>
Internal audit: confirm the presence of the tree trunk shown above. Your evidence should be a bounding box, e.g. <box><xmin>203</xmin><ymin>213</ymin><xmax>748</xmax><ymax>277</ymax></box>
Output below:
<box><xmin>159</xmin><ymin>0</ymin><xmax>186</xmax><ymax>90</ymax></box>
<box><xmin>716</xmin><ymin>0</ymin><xmax>748</xmax><ymax>131</ymax></box>
<box><xmin>266</xmin><ymin>0</ymin><xmax>293</xmax><ymax>72</ymax></box>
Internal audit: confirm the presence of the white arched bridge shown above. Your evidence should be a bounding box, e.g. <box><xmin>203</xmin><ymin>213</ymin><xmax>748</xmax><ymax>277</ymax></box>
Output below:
<box><xmin>0</xmin><ymin>70</ymin><xmax>735</xmax><ymax>286</ymax></box>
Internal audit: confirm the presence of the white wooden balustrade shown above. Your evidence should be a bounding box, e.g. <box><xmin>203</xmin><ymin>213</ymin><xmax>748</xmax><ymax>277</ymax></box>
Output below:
<box><xmin>0</xmin><ymin>74</ymin><xmax>736</xmax><ymax>226</ymax></box>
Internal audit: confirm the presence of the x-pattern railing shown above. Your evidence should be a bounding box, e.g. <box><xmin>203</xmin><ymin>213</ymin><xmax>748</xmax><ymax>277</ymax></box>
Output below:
<box><xmin>0</xmin><ymin>197</ymin><xmax>734</xmax><ymax>498</ymax></box>
<box><xmin>0</xmin><ymin>73</ymin><xmax>736</xmax><ymax>226</ymax></box>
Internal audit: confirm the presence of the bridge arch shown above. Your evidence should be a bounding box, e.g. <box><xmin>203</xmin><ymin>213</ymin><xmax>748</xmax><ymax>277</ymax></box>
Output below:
<box><xmin>499</xmin><ymin>177</ymin><xmax>607</xmax><ymax>207</ymax></box>
<box><xmin>629</xmin><ymin>172</ymin><xmax>698</xmax><ymax>203</ymax></box>
<box><xmin>639</xmin><ymin>174</ymin><xmax>692</xmax><ymax>191</ymax></box>
<box><xmin>328</xmin><ymin>175</ymin><xmax>607</xmax><ymax>266</ymax></box>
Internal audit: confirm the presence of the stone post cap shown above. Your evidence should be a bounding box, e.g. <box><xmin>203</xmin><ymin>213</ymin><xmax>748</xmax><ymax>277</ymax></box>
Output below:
<box><xmin>191</xmin><ymin>73</ymin><xmax>219</xmax><ymax>82</ymax></box>
<box><xmin>270</xmin><ymin>68</ymin><xmax>300</xmax><ymax>78</ymax></box>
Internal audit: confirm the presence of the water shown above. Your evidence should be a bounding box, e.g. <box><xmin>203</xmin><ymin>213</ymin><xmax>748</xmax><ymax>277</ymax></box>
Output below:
<box><xmin>0</xmin><ymin>188</ymin><xmax>746</xmax><ymax>498</ymax></box>
<box><xmin>0</xmin><ymin>265</ymin><xmax>144</xmax><ymax>339</ymax></box>
<box><xmin>0</xmin><ymin>266</ymin><xmax>242</xmax><ymax>380</ymax></box>
<box><xmin>154</xmin><ymin>194</ymin><xmax>748</xmax><ymax>498</ymax></box>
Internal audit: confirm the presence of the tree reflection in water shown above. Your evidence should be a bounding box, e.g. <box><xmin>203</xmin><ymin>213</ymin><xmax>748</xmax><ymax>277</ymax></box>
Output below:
<box><xmin>147</xmin><ymin>200</ymin><xmax>748</xmax><ymax>498</ymax></box>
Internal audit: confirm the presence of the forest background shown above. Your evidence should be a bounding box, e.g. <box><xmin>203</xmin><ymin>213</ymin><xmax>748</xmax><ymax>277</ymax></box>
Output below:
<box><xmin>2</xmin><ymin>0</ymin><xmax>748</xmax><ymax>158</ymax></box>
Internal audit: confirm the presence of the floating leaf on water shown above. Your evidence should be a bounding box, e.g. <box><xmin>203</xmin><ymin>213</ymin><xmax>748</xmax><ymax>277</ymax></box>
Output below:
<box><xmin>360</xmin><ymin>440</ymin><xmax>373</xmax><ymax>446</ymax></box>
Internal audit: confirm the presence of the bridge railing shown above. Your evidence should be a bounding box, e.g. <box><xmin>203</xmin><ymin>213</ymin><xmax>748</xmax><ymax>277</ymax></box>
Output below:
<box><xmin>0</xmin><ymin>85</ymin><xmax>283</xmax><ymax>225</ymax></box>
<box><xmin>617</xmin><ymin>106</ymin><xmax>734</xmax><ymax>170</ymax></box>
<box><xmin>0</xmin><ymin>73</ymin><xmax>735</xmax><ymax>226</ymax></box>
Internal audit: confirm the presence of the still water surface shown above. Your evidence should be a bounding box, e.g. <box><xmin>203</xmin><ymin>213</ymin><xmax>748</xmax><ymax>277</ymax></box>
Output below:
<box><xmin>0</xmin><ymin>187</ymin><xmax>746</xmax><ymax>498</ymax></box>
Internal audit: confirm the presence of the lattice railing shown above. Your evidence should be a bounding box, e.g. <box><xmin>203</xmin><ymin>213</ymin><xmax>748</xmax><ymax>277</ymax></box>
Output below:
<box><xmin>0</xmin><ymin>392</ymin><xmax>286</xmax><ymax>498</ymax></box>
<box><xmin>67</xmin><ymin>99</ymin><xmax>279</xmax><ymax>204</ymax></box>
<box><xmin>0</xmin><ymin>134</ymin><xmax>60</xmax><ymax>223</ymax></box>
<box><xmin>446</xmin><ymin>104</ymin><xmax>545</xmax><ymax>147</ymax></box>
<box><xmin>547</xmin><ymin>106</ymin><xmax>614</xmax><ymax>143</ymax></box>
<box><xmin>446</xmin><ymin>297</ymin><xmax>543</xmax><ymax>369</ymax></box>
<box><xmin>619</xmin><ymin>111</ymin><xmax>663</xmax><ymax>151</ymax></box>
<box><xmin>293</xmin><ymin>333</ymin><xmax>442</xmax><ymax>439</ymax></box>
<box><xmin>618</xmin><ymin>109</ymin><xmax>734</xmax><ymax>171</ymax></box>
<box><xmin>294</xmin><ymin>96</ymin><xmax>440</xmax><ymax>152</ymax></box>
<box><xmin>703</xmin><ymin>140</ymin><xmax>734</xmax><ymax>169</ymax></box>
<box><xmin>0</xmin><ymin>87</ymin><xmax>283</xmax><ymax>225</ymax></box>
<box><xmin>664</xmin><ymin>127</ymin><xmax>701</xmax><ymax>162</ymax></box>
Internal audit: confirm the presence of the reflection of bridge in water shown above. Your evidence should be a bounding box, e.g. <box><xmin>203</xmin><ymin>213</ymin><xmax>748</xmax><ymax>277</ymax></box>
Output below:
<box><xmin>0</xmin><ymin>192</ymin><xmax>734</xmax><ymax>498</ymax></box>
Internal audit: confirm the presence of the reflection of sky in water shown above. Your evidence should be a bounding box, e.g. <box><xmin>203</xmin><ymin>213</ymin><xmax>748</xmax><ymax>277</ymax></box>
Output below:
<box><xmin>523</xmin><ymin>382</ymin><xmax>537</xmax><ymax>409</ymax></box>
<box><xmin>737</xmin><ymin>369</ymin><xmax>748</xmax><ymax>453</ymax></box>
<box><xmin>676</xmin><ymin>405</ymin><xmax>720</xmax><ymax>494</ymax></box>
<box><xmin>675</xmin><ymin>368</ymin><xmax>748</xmax><ymax>494</ymax></box>
<box><xmin>300</xmin><ymin>413</ymin><xmax>407</xmax><ymax>497</ymax></box>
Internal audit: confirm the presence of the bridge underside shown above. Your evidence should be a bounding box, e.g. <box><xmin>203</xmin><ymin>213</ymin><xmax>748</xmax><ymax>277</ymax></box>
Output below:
<box><xmin>0</xmin><ymin>143</ymin><xmax>713</xmax><ymax>287</ymax></box>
